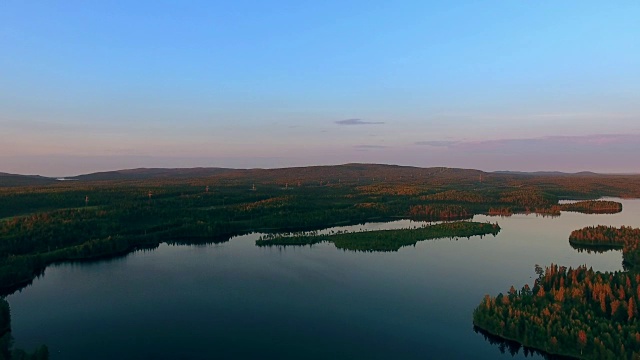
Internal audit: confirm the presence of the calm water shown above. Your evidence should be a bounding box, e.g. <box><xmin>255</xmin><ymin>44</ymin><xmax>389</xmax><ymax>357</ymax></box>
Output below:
<box><xmin>7</xmin><ymin>198</ymin><xmax>640</xmax><ymax>359</ymax></box>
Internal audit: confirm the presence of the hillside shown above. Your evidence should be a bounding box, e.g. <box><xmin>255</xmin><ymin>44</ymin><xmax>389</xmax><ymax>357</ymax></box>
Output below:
<box><xmin>69</xmin><ymin>167</ymin><xmax>236</xmax><ymax>181</ymax></box>
<box><xmin>0</xmin><ymin>173</ymin><xmax>57</xmax><ymax>187</ymax></box>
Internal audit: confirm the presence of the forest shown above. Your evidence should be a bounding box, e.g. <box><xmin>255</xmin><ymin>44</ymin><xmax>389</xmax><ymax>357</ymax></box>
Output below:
<box><xmin>0</xmin><ymin>164</ymin><xmax>640</xmax><ymax>294</ymax></box>
<box><xmin>560</xmin><ymin>201</ymin><xmax>622</xmax><ymax>214</ymax></box>
<box><xmin>474</xmin><ymin>225</ymin><xmax>640</xmax><ymax>359</ymax></box>
<box><xmin>1</xmin><ymin>164</ymin><xmax>633</xmax><ymax>295</ymax></box>
<box><xmin>2</xmin><ymin>164</ymin><xmax>640</xmax><ymax>359</ymax></box>
<box><xmin>255</xmin><ymin>221</ymin><xmax>500</xmax><ymax>251</ymax></box>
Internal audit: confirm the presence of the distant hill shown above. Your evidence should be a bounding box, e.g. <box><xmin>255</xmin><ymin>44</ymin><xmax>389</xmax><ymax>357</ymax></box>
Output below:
<box><xmin>69</xmin><ymin>167</ymin><xmax>236</xmax><ymax>181</ymax></box>
<box><xmin>0</xmin><ymin>173</ymin><xmax>57</xmax><ymax>187</ymax></box>
<box><xmin>57</xmin><ymin>164</ymin><xmax>489</xmax><ymax>184</ymax></box>
<box><xmin>1</xmin><ymin>164</ymin><xmax>487</xmax><ymax>186</ymax></box>
<box><xmin>231</xmin><ymin>163</ymin><xmax>486</xmax><ymax>183</ymax></box>
<box><xmin>493</xmin><ymin>170</ymin><xmax>601</xmax><ymax>177</ymax></box>
<box><xmin>2</xmin><ymin>164</ymin><xmax>632</xmax><ymax>187</ymax></box>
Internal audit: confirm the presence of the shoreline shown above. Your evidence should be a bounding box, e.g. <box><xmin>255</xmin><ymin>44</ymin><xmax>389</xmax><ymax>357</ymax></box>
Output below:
<box><xmin>0</xmin><ymin>216</ymin><xmax>482</xmax><ymax>296</ymax></box>
<box><xmin>473</xmin><ymin>323</ymin><xmax>582</xmax><ymax>360</ymax></box>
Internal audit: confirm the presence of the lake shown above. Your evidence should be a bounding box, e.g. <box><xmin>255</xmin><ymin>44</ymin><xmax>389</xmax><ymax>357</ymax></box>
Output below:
<box><xmin>7</xmin><ymin>198</ymin><xmax>640</xmax><ymax>359</ymax></box>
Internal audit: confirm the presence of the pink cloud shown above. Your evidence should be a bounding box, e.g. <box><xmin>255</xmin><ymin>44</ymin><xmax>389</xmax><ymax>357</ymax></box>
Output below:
<box><xmin>417</xmin><ymin>134</ymin><xmax>640</xmax><ymax>153</ymax></box>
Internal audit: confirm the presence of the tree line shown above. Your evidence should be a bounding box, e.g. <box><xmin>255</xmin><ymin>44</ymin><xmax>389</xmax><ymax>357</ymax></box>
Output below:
<box><xmin>0</xmin><ymin>178</ymin><xmax>627</xmax><ymax>295</ymax></box>
<box><xmin>256</xmin><ymin>221</ymin><xmax>500</xmax><ymax>252</ymax></box>
<box><xmin>474</xmin><ymin>225</ymin><xmax>640</xmax><ymax>359</ymax></box>
<box><xmin>0</xmin><ymin>298</ymin><xmax>48</xmax><ymax>360</ymax></box>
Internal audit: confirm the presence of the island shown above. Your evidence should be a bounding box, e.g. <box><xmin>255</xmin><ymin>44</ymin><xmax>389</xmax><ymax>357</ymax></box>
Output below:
<box><xmin>473</xmin><ymin>225</ymin><xmax>640</xmax><ymax>359</ymax></box>
<box><xmin>256</xmin><ymin>221</ymin><xmax>500</xmax><ymax>251</ymax></box>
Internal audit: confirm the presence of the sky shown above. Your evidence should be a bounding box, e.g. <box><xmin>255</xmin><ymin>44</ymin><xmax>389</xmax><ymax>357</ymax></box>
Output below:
<box><xmin>1</xmin><ymin>1</ymin><xmax>639</xmax><ymax>176</ymax></box>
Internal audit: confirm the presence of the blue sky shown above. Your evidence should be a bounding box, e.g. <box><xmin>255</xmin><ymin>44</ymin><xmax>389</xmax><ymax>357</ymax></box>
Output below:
<box><xmin>1</xmin><ymin>1</ymin><xmax>639</xmax><ymax>176</ymax></box>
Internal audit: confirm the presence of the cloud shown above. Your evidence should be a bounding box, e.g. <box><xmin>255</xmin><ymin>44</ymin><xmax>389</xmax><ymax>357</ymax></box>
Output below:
<box><xmin>335</xmin><ymin>119</ymin><xmax>384</xmax><ymax>125</ymax></box>
<box><xmin>354</xmin><ymin>144</ymin><xmax>387</xmax><ymax>149</ymax></box>
<box><xmin>415</xmin><ymin>140</ymin><xmax>459</xmax><ymax>147</ymax></box>
<box><xmin>430</xmin><ymin>112</ymin><xmax>637</xmax><ymax>121</ymax></box>
<box><xmin>543</xmin><ymin>134</ymin><xmax>638</xmax><ymax>145</ymax></box>
<box><xmin>415</xmin><ymin>134</ymin><xmax>640</xmax><ymax>155</ymax></box>
<box><xmin>472</xmin><ymin>134</ymin><xmax>640</xmax><ymax>149</ymax></box>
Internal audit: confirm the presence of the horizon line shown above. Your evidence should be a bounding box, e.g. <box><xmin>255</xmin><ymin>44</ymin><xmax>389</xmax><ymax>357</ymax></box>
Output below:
<box><xmin>2</xmin><ymin>163</ymin><xmax>640</xmax><ymax>179</ymax></box>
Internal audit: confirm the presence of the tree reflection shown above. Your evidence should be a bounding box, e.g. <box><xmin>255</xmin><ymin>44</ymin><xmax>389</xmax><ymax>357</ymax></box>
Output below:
<box><xmin>474</xmin><ymin>326</ymin><xmax>575</xmax><ymax>359</ymax></box>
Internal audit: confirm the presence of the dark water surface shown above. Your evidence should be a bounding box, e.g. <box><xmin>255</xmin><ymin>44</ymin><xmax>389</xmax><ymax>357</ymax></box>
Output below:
<box><xmin>7</xmin><ymin>198</ymin><xmax>640</xmax><ymax>359</ymax></box>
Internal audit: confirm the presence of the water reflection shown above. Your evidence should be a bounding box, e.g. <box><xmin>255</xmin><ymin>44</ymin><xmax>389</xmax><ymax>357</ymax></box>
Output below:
<box><xmin>569</xmin><ymin>242</ymin><xmax>620</xmax><ymax>254</ymax></box>
<box><xmin>5</xmin><ymin>198</ymin><xmax>640</xmax><ymax>360</ymax></box>
<box><xmin>256</xmin><ymin>221</ymin><xmax>500</xmax><ymax>252</ymax></box>
<box><xmin>474</xmin><ymin>198</ymin><xmax>638</xmax><ymax>358</ymax></box>
<box><xmin>168</xmin><ymin>235</ymin><xmax>232</xmax><ymax>247</ymax></box>
<box><xmin>473</xmin><ymin>327</ymin><xmax>576</xmax><ymax>360</ymax></box>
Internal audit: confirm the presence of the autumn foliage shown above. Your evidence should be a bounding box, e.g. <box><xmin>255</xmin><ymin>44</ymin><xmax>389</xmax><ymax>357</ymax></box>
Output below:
<box><xmin>476</xmin><ymin>225</ymin><xmax>640</xmax><ymax>359</ymax></box>
<box><xmin>474</xmin><ymin>264</ymin><xmax>640</xmax><ymax>359</ymax></box>
<box><xmin>561</xmin><ymin>201</ymin><xmax>622</xmax><ymax>214</ymax></box>
<box><xmin>570</xmin><ymin>226</ymin><xmax>640</xmax><ymax>270</ymax></box>
<box><xmin>408</xmin><ymin>204</ymin><xmax>472</xmax><ymax>220</ymax></box>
